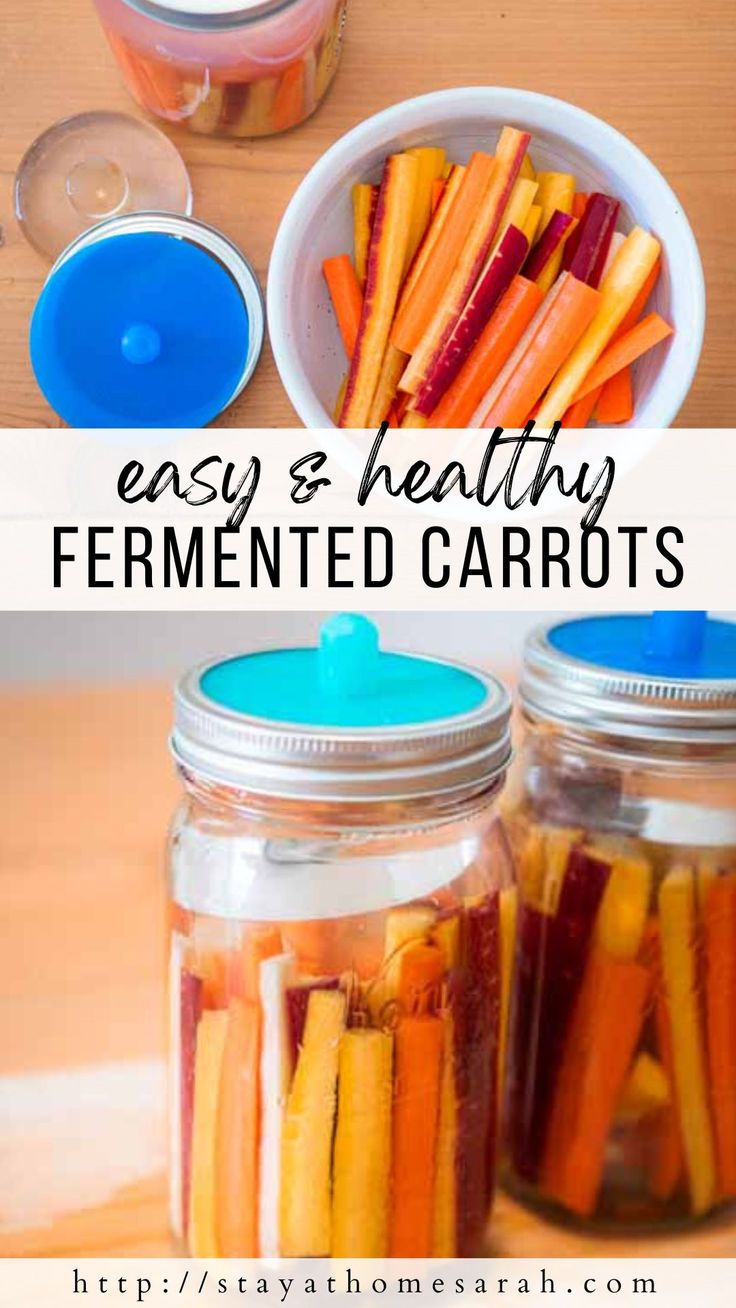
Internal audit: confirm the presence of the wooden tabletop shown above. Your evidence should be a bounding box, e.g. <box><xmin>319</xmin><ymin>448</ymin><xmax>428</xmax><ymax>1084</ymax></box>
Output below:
<box><xmin>1</xmin><ymin>0</ymin><xmax>734</xmax><ymax>428</ymax></box>
<box><xmin>1</xmin><ymin>682</ymin><xmax>734</xmax><ymax>1256</ymax></box>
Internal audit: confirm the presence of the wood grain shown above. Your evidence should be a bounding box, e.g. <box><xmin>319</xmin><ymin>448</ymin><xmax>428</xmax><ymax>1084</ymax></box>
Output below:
<box><xmin>0</xmin><ymin>0</ymin><xmax>734</xmax><ymax>428</ymax></box>
<box><xmin>0</xmin><ymin>682</ymin><xmax>734</xmax><ymax>1255</ymax></box>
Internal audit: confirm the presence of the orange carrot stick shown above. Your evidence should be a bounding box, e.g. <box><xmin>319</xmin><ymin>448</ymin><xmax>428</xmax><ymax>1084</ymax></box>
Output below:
<box><xmin>399</xmin><ymin>164</ymin><xmax>466</xmax><ymax>311</ymax></box>
<box><xmin>396</xmin><ymin>941</ymin><xmax>445</xmax><ymax>1015</ymax></box>
<box><xmin>188</xmin><ymin>1010</ymin><xmax>228</xmax><ymax>1255</ymax></box>
<box><xmin>650</xmin><ymin>935</ymin><xmax>684</xmax><ymax>1202</ymax></box>
<box><xmin>572</xmin><ymin>193</ymin><xmax>588</xmax><ymax>220</ymax></box>
<box><xmin>561</xmin><ymin>386</ymin><xmax>602</xmax><ymax>428</ymax></box>
<box><xmin>390</xmin><ymin>1015</ymin><xmax>444</xmax><ymax>1256</ymax></box>
<box><xmin>215</xmin><ymin>999</ymin><xmax>261</xmax><ymax>1255</ymax></box>
<box><xmin>339</xmin><ymin>153</ymin><xmax>418</xmax><ymax>428</ymax></box>
<box><xmin>542</xmin><ymin>948</ymin><xmax>651</xmax><ymax>1217</ymax></box>
<box><xmin>272</xmin><ymin>60</ymin><xmax>306</xmax><ymax>132</ymax></box>
<box><xmin>430</xmin><ymin>276</ymin><xmax>542</xmax><ymax>428</ymax></box>
<box><xmin>481</xmin><ymin>273</ymin><xmax>601</xmax><ymax>427</ymax></box>
<box><xmin>572</xmin><ymin>312</ymin><xmax>673</xmax><ymax>402</ymax></box>
<box><xmin>595</xmin><ymin>366</ymin><xmax>634</xmax><ymax>423</ymax></box>
<box><xmin>391</xmin><ymin>152</ymin><xmax>497</xmax><ymax>355</ymax></box>
<box><xmin>703</xmin><ymin>876</ymin><xmax>736</xmax><ymax>1198</ymax></box>
<box><xmin>431</xmin><ymin>178</ymin><xmax>446</xmax><ymax>213</ymax></box>
<box><xmin>322</xmin><ymin>255</ymin><xmax>363</xmax><ymax>360</ymax></box>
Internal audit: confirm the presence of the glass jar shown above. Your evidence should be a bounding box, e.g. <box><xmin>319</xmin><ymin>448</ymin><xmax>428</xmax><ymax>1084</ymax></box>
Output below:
<box><xmin>94</xmin><ymin>0</ymin><xmax>347</xmax><ymax>137</ymax></box>
<box><xmin>503</xmin><ymin>612</ymin><xmax>736</xmax><ymax>1231</ymax></box>
<box><xmin>167</xmin><ymin>615</ymin><xmax>515</xmax><ymax>1257</ymax></box>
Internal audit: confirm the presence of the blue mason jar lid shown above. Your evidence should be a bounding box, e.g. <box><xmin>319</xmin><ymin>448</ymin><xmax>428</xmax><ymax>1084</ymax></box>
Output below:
<box><xmin>521</xmin><ymin>612</ymin><xmax>736</xmax><ymax>746</ymax></box>
<box><xmin>171</xmin><ymin>614</ymin><xmax>512</xmax><ymax>802</ymax></box>
<box><xmin>29</xmin><ymin>213</ymin><xmax>264</xmax><ymax>428</ymax></box>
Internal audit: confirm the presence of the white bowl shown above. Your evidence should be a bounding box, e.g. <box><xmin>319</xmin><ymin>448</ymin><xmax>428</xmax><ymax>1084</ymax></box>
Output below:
<box><xmin>268</xmin><ymin>87</ymin><xmax>704</xmax><ymax>429</ymax></box>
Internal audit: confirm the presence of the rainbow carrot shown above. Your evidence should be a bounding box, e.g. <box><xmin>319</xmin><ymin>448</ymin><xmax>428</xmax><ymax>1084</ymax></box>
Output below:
<box><xmin>536</xmin><ymin>226</ymin><xmax>661</xmax><ymax>426</ymax></box>
<box><xmin>497</xmin><ymin>885</ymin><xmax>518</xmax><ymax>1104</ymax></box>
<box><xmin>595</xmin><ymin>368</ymin><xmax>634</xmax><ymax>422</ymax></box>
<box><xmin>522</xmin><ymin>210</ymin><xmax>577</xmax><ymax>289</ymax></box>
<box><xmin>391</xmin><ymin>152</ymin><xmax>496</xmax><ymax>354</ymax></box>
<box><xmin>532</xmin><ymin>171</ymin><xmax>575</xmax><ymax>289</ymax></box>
<box><xmin>241</xmin><ymin>924</ymin><xmax>283</xmax><ymax>998</ymax></box>
<box><xmin>390</xmin><ymin>1016</ymin><xmax>444</xmax><ymax>1255</ymax></box>
<box><xmin>480</xmin><ymin>273</ymin><xmax>601</xmax><ymax>428</ymax></box>
<box><xmin>431</xmin><ymin>178</ymin><xmax>446</xmax><ymax>213</ymax></box>
<box><xmin>322</xmin><ymin>254</ymin><xmax>363</xmax><ymax>359</ymax></box>
<box><xmin>396</xmin><ymin>941</ymin><xmax>445</xmax><ymax>1015</ymax></box>
<box><xmin>368</xmin><ymin>903</ymin><xmax>436</xmax><ymax>1023</ymax></box>
<box><xmin>649</xmin><ymin>927</ymin><xmax>684</xmax><ymax>1202</ymax></box>
<box><xmin>431</xmin><ymin>913</ymin><xmax>460</xmax><ymax>1255</ymax></box>
<box><xmin>367</xmin><ymin>342</ymin><xmax>409</xmax><ymax>426</ymax></box>
<box><xmin>215</xmin><ymin>1000</ymin><xmax>261</xmax><ymax>1255</ymax></box>
<box><xmin>572</xmin><ymin>192</ymin><xmax>588</xmax><ymax>220</ymax></box>
<box><xmin>258</xmin><ymin>953</ymin><xmax>295</xmax><ymax>1258</ymax></box>
<box><xmin>285</xmin><ymin>976</ymin><xmax>340</xmax><ymax>1064</ymax></box>
<box><xmin>179</xmin><ymin>968</ymin><xmax>202</xmax><ymax>1236</ymax></box>
<box><xmin>703</xmin><ymin>876</ymin><xmax>736</xmax><ymax>1198</ymax></box>
<box><xmin>562</xmin><ymin>386</ymin><xmax>603</xmax><ymax>427</ymax></box>
<box><xmin>399</xmin><ymin>128</ymin><xmax>530</xmax><ymax>395</ymax></box>
<box><xmin>272</xmin><ymin>60</ymin><xmax>306</xmax><ymax>133</ymax></box>
<box><xmin>572</xmin><ymin>312</ymin><xmax>673</xmax><ymax>402</ymax></box>
<box><xmin>352</xmin><ymin>183</ymin><xmax>377</xmax><ymax>288</ymax></box>
<box><xmin>399</xmin><ymin>164</ymin><xmax>467</xmax><ymax>312</ymax></box>
<box><xmin>562</xmin><ymin>192</ymin><xmax>620</xmax><ymax>287</ymax></box>
<box><xmin>542</xmin><ymin>947</ymin><xmax>652</xmax><ymax>1216</ymax></box>
<box><xmin>280</xmin><ymin>988</ymin><xmax>346</xmax><ymax>1255</ymax></box>
<box><xmin>430</xmin><ymin>276</ymin><xmax>543</xmax><ymax>428</ymax></box>
<box><xmin>405</xmin><ymin>146</ymin><xmax>448</xmax><ymax>268</ymax></box>
<box><xmin>454</xmin><ymin>895</ymin><xmax>500</xmax><ymax>1255</ymax></box>
<box><xmin>658</xmin><ymin>867</ymin><xmax>717</xmax><ymax>1215</ymax></box>
<box><xmin>188</xmin><ymin>1010</ymin><xmax>228</xmax><ymax>1256</ymax></box>
<box><xmin>339</xmin><ymin>153</ymin><xmax>418</xmax><ymax>427</ymax></box>
<box><xmin>507</xmin><ymin>847</ymin><xmax>611</xmax><ymax>1182</ymax></box>
<box><xmin>332</xmin><ymin>1029</ymin><xmax>393</xmax><ymax>1256</ymax></box>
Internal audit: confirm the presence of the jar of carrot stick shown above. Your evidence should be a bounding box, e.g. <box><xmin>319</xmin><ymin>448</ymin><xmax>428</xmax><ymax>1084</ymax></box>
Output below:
<box><xmin>168</xmin><ymin>614</ymin><xmax>514</xmax><ymax>1258</ymax></box>
<box><xmin>93</xmin><ymin>0</ymin><xmax>347</xmax><ymax>137</ymax></box>
<box><xmin>503</xmin><ymin>611</ymin><xmax>736</xmax><ymax>1231</ymax></box>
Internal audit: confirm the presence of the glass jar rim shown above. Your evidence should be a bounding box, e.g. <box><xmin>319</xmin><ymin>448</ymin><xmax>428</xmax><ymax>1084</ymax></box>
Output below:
<box><xmin>120</xmin><ymin>0</ymin><xmax>309</xmax><ymax>31</ymax></box>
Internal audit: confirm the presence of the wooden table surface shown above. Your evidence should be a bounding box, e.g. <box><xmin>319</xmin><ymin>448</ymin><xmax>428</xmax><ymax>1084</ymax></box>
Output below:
<box><xmin>0</xmin><ymin>682</ymin><xmax>734</xmax><ymax>1256</ymax></box>
<box><xmin>1</xmin><ymin>0</ymin><xmax>734</xmax><ymax>428</ymax></box>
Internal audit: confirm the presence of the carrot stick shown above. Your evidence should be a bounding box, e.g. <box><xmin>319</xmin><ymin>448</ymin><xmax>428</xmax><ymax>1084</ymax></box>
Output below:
<box><xmin>536</xmin><ymin>226</ymin><xmax>661</xmax><ymax>426</ymax></box>
<box><xmin>188</xmin><ymin>1010</ymin><xmax>228</xmax><ymax>1256</ymax></box>
<box><xmin>522</xmin><ymin>203</ymin><xmax>542</xmax><ymax>247</ymax></box>
<box><xmin>658</xmin><ymin>867</ymin><xmax>717</xmax><ymax>1215</ymax></box>
<box><xmin>562</xmin><ymin>385</ymin><xmax>602</xmax><ymax>428</ymax></box>
<box><xmin>481</xmin><ymin>273</ymin><xmax>600</xmax><ymax>427</ymax></box>
<box><xmin>271</xmin><ymin>60</ymin><xmax>306</xmax><ymax>133</ymax></box>
<box><xmin>572</xmin><ymin>312</ymin><xmax>673</xmax><ymax>402</ymax></box>
<box><xmin>533</xmin><ymin>171</ymin><xmax>575</xmax><ymax>288</ymax></box>
<box><xmin>368</xmin><ymin>903</ymin><xmax>436</xmax><ymax>1022</ymax></box>
<box><xmin>400</xmin><ymin>128</ymin><xmax>530</xmax><ymax>396</ymax></box>
<box><xmin>390</xmin><ymin>1016</ymin><xmax>444</xmax><ymax>1255</ymax></box>
<box><xmin>649</xmin><ymin>927</ymin><xmax>684</xmax><ymax>1202</ymax></box>
<box><xmin>431</xmin><ymin>913</ymin><xmax>460</xmax><ymax>1256</ymax></box>
<box><xmin>572</xmin><ymin>192</ymin><xmax>588</xmax><ymax>220</ymax></box>
<box><xmin>405</xmin><ymin>146</ymin><xmax>447</xmax><ymax>268</ymax></box>
<box><xmin>400</xmin><ymin>409</ymin><xmax>428</xmax><ymax>428</ymax></box>
<box><xmin>339</xmin><ymin>153</ymin><xmax>418</xmax><ymax>428</ymax></box>
<box><xmin>617</xmin><ymin>257</ymin><xmax>661</xmax><ymax>335</ymax></box>
<box><xmin>322</xmin><ymin>254</ymin><xmax>363</xmax><ymax>360</ymax></box>
<box><xmin>391</xmin><ymin>152</ymin><xmax>497</xmax><ymax>354</ymax></box>
<box><xmin>431</xmin><ymin>178</ymin><xmax>446</xmax><ymax>213</ymax></box>
<box><xmin>430</xmin><ymin>276</ymin><xmax>542</xmax><ymax>428</ymax></box>
<box><xmin>215</xmin><ymin>1000</ymin><xmax>261</xmax><ymax>1255</ymax></box>
<box><xmin>179</xmin><ymin>968</ymin><xmax>202</xmax><ymax>1237</ymax></box>
<box><xmin>399</xmin><ymin>164</ymin><xmax>466</xmax><ymax>312</ymax></box>
<box><xmin>595</xmin><ymin>367</ymin><xmax>634</xmax><ymax>422</ymax></box>
<box><xmin>498</xmin><ymin>886</ymin><xmax>518</xmax><ymax>1104</ymax></box>
<box><xmin>396</xmin><ymin>940</ymin><xmax>445</xmax><ymax>1015</ymax></box>
<box><xmin>703</xmin><ymin>876</ymin><xmax>736</xmax><ymax>1198</ymax></box>
<box><xmin>367</xmin><ymin>342</ymin><xmax>409</xmax><ymax>427</ymax></box>
<box><xmin>332</xmin><ymin>1029</ymin><xmax>393</xmax><ymax>1256</ymax></box>
<box><xmin>241</xmin><ymin>924</ymin><xmax>283</xmax><ymax>999</ymax></box>
<box><xmin>280</xmin><ymin>988</ymin><xmax>346</xmax><ymax>1255</ymax></box>
<box><xmin>542</xmin><ymin>947</ymin><xmax>652</xmax><ymax>1216</ymax></box>
<box><xmin>258</xmin><ymin>953</ymin><xmax>295</xmax><ymax>1257</ymax></box>
<box><xmin>352</xmin><ymin>183</ymin><xmax>378</xmax><ymax>288</ymax></box>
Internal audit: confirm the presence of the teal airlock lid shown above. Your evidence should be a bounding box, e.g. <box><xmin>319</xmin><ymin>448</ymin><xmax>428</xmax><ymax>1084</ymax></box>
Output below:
<box><xmin>521</xmin><ymin>612</ymin><xmax>736</xmax><ymax>745</ymax></box>
<box><xmin>172</xmin><ymin>614</ymin><xmax>512</xmax><ymax>801</ymax></box>
<box><xmin>29</xmin><ymin>214</ymin><xmax>264</xmax><ymax>428</ymax></box>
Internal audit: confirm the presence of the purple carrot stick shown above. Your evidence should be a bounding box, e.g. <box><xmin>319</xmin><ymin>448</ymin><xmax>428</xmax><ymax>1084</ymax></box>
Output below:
<box><xmin>562</xmin><ymin>193</ymin><xmax>620</xmax><ymax>287</ymax></box>
<box><xmin>522</xmin><ymin>209</ymin><xmax>575</xmax><ymax>283</ymax></box>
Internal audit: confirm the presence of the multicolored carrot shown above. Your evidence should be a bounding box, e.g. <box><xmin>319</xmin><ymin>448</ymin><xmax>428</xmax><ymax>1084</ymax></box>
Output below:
<box><xmin>572</xmin><ymin>312</ymin><xmax>674</xmax><ymax>402</ymax></box>
<box><xmin>352</xmin><ymin>182</ymin><xmax>378</xmax><ymax>288</ymax></box>
<box><xmin>332</xmin><ymin>1029</ymin><xmax>393</xmax><ymax>1256</ymax></box>
<box><xmin>215</xmin><ymin>1000</ymin><xmax>261</xmax><ymax>1255</ymax></box>
<box><xmin>522</xmin><ymin>210</ymin><xmax>577</xmax><ymax>289</ymax></box>
<box><xmin>188</xmin><ymin>1010</ymin><xmax>228</xmax><ymax>1256</ymax></box>
<box><xmin>339</xmin><ymin>152</ymin><xmax>419</xmax><ymax>428</ymax></box>
<box><xmin>178</xmin><ymin>966</ymin><xmax>202</xmax><ymax>1237</ymax></box>
<box><xmin>430</xmin><ymin>276</ymin><xmax>543</xmax><ymax>428</ymax></box>
<box><xmin>703</xmin><ymin>875</ymin><xmax>736</xmax><ymax>1198</ymax></box>
<box><xmin>595</xmin><ymin>367</ymin><xmax>634</xmax><ymax>422</ymax></box>
<box><xmin>258</xmin><ymin>953</ymin><xmax>295</xmax><ymax>1257</ymax></box>
<box><xmin>279</xmin><ymin>987</ymin><xmax>346</xmax><ymax>1255</ymax></box>
<box><xmin>390</xmin><ymin>1015</ymin><xmax>444</xmax><ymax>1255</ymax></box>
<box><xmin>322</xmin><ymin>254</ymin><xmax>363</xmax><ymax>360</ymax></box>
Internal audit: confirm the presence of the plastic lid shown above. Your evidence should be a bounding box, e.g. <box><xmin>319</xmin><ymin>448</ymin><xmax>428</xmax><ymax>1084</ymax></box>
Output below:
<box><xmin>30</xmin><ymin>216</ymin><xmax>263</xmax><ymax>427</ymax></box>
<box><xmin>172</xmin><ymin>615</ymin><xmax>512</xmax><ymax>801</ymax></box>
<box><xmin>521</xmin><ymin>612</ymin><xmax>736</xmax><ymax>748</ymax></box>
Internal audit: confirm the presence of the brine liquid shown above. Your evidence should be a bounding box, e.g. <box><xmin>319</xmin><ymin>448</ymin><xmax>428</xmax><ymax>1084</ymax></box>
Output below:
<box><xmin>169</xmin><ymin>882</ymin><xmax>513</xmax><ymax>1257</ymax></box>
<box><xmin>504</xmin><ymin>824</ymin><xmax>736</xmax><ymax>1229</ymax></box>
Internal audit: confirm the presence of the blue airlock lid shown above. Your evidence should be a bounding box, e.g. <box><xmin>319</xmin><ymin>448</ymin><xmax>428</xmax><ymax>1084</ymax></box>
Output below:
<box><xmin>29</xmin><ymin>215</ymin><xmax>264</xmax><ymax>428</ymax></box>
<box><xmin>521</xmin><ymin>612</ymin><xmax>736</xmax><ymax>746</ymax></box>
<box><xmin>548</xmin><ymin>612</ymin><xmax>736</xmax><ymax>680</ymax></box>
<box><xmin>172</xmin><ymin>615</ymin><xmax>513</xmax><ymax>800</ymax></box>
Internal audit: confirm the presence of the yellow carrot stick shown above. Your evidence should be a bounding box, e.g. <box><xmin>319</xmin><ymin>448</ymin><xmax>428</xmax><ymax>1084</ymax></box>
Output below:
<box><xmin>279</xmin><ymin>988</ymin><xmax>346</xmax><ymax>1255</ymax></box>
<box><xmin>658</xmin><ymin>866</ymin><xmax>717</xmax><ymax>1215</ymax></box>
<box><xmin>368</xmin><ymin>902</ymin><xmax>436</xmax><ymax>1022</ymax></box>
<box><xmin>519</xmin><ymin>153</ymin><xmax>536</xmax><ymax>182</ymax></box>
<box><xmin>522</xmin><ymin>203</ymin><xmax>542</xmax><ymax>247</ymax></box>
<box><xmin>406</xmin><ymin>146</ymin><xmax>447</xmax><ymax>269</ymax></box>
<box><xmin>215</xmin><ymin>1000</ymin><xmax>261</xmax><ymax>1255</ymax></box>
<box><xmin>352</xmin><ymin>182</ymin><xmax>376</xmax><ymax>288</ymax></box>
<box><xmin>594</xmin><ymin>852</ymin><xmax>652</xmax><ymax>959</ymax></box>
<box><xmin>188</xmin><ymin>1010</ymin><xmax>228</xmax><ymax>1257</ymax></box>
<box><xmin>489</xmin><ymin>177</ymin><xmax>538</xmax><ymax>261</ymax></box>
<box><xmin>534</xmin><ymin>171</ymin><xmax>575</xmax><ymax>289</ymax></box>
<box><xmin>536</xmin><ymin>226</ymin><xmax>661</xmax><ymax>426</ymax></box>
<box><xmin>332</xmin><ymin>1028</ymin><xmax>393</xmax><ymax>1256</ymax></box>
